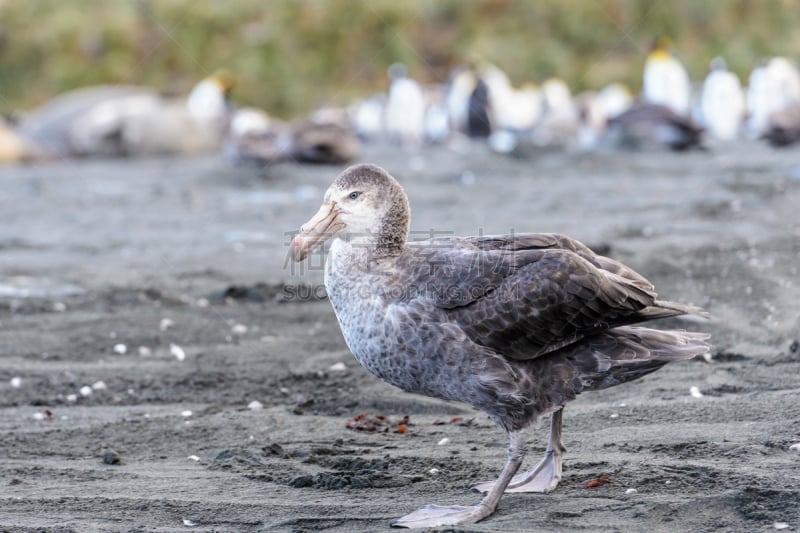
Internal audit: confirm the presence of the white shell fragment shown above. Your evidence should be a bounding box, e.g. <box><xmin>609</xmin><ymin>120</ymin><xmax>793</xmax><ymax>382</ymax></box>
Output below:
<box><xmin>160</xmin><ymin>318</ymin><xmax>174</xmax><ymax>331</ymax></box>
<box><xmin>182</xmin><ymin>518</ymin><xmax>198</xmax><ymax>526</ymax></box>
<box><xmin>625</xmin><ymin>488</ymin><xmax>638</xmax><ymax>495</ymax></box>
<box><xmin>91</xmin><ymin>380</ymin><xmax>107</xmax><ymax>391</ymax></box>
<box><xmin>689</xmin><ymin>386</ymin><xmax>704</xmax><ymax>398</ymax></box>
<box><xmin>66</xmin><ymin>394</ymin><xmax>78</xmax><ymax>403</ymax></box>
<box><xmin>10</xmin><ymin>376</ymin><xmax>22</xmax><ymax>388</ymax></box>
<box><xmin>79</xmin><ymin>385</ymin><xmax>93</xmax><ymax>397</ymax></box>
<box><xmin>610</xmin><ymin>413</ymin><xmax>619</xmax><ymax>419</ymax></box>
<box><xmin>231</xmin><ymin>323</ymin><xmax>248</xmax><ymax>335</ymax></box>
<box><xmin>33</xmin><ymin>412</ymin><xmax>46</xmax><ymax>421</ymax></box>
<box><xmin>187</xmin><ymin>455</ymin><xmax>200</xmax><ymax>462</ymax></box>
<box><xmin>181</xmin><ymin>410</ymin><xmax>193</xmax><ymax>417</ymax></box>
<box><xmin>428</xmin><ymin>468</ymin><xmax>440</xmax><ymax>475</ymax></box>
<box><xmin>247</xmin><ymin>400</ymin><xmax>263</xmax><ymax>411</ymax></box>
<box><xmin>773</xmin><ymin>522</ymin><xmax>790</xmax><ymax>530</ymax></box>
<box><xmin>437</xmin><ymin>438</ymin><xmax>450</xmax><ymax>446</ymax></box>
<box><xmin>329</xmin><ymin>362</ymin><xmax>347</xmax><ymax>371</ymax></box>
<box><xmin>170</xmin><ymin>343</ymin><xmax>186</xmax><ymax>361</ymax></box>
<box><xmin>113</xmin><ymin>343</ymin><xmax>127</xmax><ymax>355</ymax></box>
<box><xmin>788</xmin><ymin>443</ymin><xmax>800</xmax><ymax>453</ymax></box>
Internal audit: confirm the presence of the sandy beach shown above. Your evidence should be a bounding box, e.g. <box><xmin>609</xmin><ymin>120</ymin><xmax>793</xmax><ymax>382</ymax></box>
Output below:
<box><xmin>1</xmin><ymin>142</ymin><xmax>799</xmax><ymax>532</ymax></box>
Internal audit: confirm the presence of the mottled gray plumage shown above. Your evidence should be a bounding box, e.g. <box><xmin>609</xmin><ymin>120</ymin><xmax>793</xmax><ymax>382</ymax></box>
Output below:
<box><xmin>290</xmin><ymin>163</ymin><xmax>710</xmax><ymax>528</ymax></box>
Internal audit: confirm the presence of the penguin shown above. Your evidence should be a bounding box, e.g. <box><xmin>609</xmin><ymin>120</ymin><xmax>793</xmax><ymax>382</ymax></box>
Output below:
<box><xmin>643</xmin><ymin>37</ymin><xmax>691</xmax><ymax>117</ymax></box>
<box><xmin>700</xmin><ymin>57</ymin><xmax>746</xmax><ymax>141</ymax></box>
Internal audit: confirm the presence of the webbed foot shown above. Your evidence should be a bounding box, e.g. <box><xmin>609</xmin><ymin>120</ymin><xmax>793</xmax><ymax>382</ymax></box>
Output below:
<box><xmin>392</xmin><ymin>504</ymin><xmax>488</xmax><ymax>528</ymax></box>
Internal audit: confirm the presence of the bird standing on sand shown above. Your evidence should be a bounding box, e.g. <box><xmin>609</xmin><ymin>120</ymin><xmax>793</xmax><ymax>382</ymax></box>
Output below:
<box><xmin>290</xmin><ymin>164</ymin><xmax>709</xmax><ymax>528</ymax></box>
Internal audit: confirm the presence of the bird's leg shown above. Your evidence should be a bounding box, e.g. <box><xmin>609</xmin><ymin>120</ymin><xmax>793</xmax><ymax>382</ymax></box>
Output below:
<box><xmin>471</xmin><ymin>408</ymin><xmax>565</xmax><ymax>494</ymax></box>
<box><xmin>391</xmin><ymin>430</ymin><xmax>526</xmax><ymax>528</ymax></box>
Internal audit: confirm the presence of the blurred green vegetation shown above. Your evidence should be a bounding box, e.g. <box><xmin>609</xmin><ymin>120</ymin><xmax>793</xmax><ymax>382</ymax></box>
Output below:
<box><xmin>1</xmin><ymin>0</ymin><xmax>799</xmax><ymax>118</ymax></box>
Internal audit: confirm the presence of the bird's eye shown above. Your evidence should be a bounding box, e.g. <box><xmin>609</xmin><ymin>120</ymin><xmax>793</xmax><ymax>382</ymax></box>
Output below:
<box><xmin>348</xmin><ymin>191</ymin><xmax>361</xmax><ymax>200</ymax></box>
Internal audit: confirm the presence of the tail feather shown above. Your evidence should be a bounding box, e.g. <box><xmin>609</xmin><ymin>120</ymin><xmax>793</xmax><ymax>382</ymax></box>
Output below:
<box><xmin>567</xmin><ymin>326</ymin><xmax>710</xmax><ymax>392</ymax></box>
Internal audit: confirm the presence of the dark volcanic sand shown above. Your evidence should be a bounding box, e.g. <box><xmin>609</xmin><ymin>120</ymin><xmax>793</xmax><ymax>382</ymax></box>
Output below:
<box><xmin>1</xmin><ymin>143</ymin><xmax>799</xmax><ymax>532</ymax></box>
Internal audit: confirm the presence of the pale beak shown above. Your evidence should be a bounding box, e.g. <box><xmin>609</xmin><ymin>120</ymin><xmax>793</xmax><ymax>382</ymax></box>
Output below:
<box><xmin>290</xmin><ymin>202</ymin><xmax>344</xmax><ymax>261</ymax></box>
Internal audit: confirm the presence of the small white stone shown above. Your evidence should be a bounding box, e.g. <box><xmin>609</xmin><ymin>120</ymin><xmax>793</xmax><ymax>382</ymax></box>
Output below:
<box><xmin>196</xmin><ymin>298</ymin><xmax>209</xmax><ymax>308</ymax></box>
<box><xmin>187</xmin><ymin>455</ymin><xmax>200</xmax><ymax>462</ymax></box>
<box><xmin>247</xmin><ymin>400</ymin><xmax>263</xmax><ymax>411</ymax></box>
<box><xmin>773</xmin><ymin>522</ymin><xmax>790</xmax><ymax>530</ymax></box>
<box><xmin>428</xmin><ymin>468</ymin><xmax>440</xmax><ymax>475</ymax></box>
<box><xmin>618</xmin><ymin>402</ymin><xmax>627</xmax><ymax>407</ymax></box>
<box><xmin>181</xmin><ymin>410</ymin><xmax>193</xmax><ymax>417</ymax></box>
<box><xmin>170</xmin><ymin>343</ymin><xmax>186</xmax><ymax>361</ymax></box>
<box><xmin>60</xmin><ymin>415</ymin><xmax>69</xmax><ymax>421</ymax></box>
<box><xmin>138</xmin><ymin>346</ymin><xmax>152</xmax><ymax>357</ymax></box>
<box><xmin>437</xmin><ymin>438</ymin><xmax>450</xmax><ymax>446</ymax></box>
<box><xmin>52</xmin><ymin>301</ymin><xmax>67</xmax><ymax>312</ymax></box>
<box><xmin>113</xmin><ymin>343</ymin><xmax>127</xmax><ymax>355</ymax></box>
<box><xmin>231</xmin><ymin>323</ymin><xmax>248</xmax><ymax>335</ymax></box>
<box><xmin>182</xmin><ymin>518</ymin><xmax>198</xmax><ymax>526</ymax></box>
<box><xmin>10</xmin><ymin>376</ymin><xmax>22</xmax><ymax>388</ymax></box>
<box><xmin>79</xmin><ymin>385</ymin><xmax>93</xmax><ymax>397</ymax></box>
<box><xmin>91</xmin><ymin>380</ymin><xmax>107</xmax><ymax>391</ymax></box>
<box><xmin>279</xmin><ymin>387</ymin><xmax>290</xmax><ymax>395</ymax></box>
<box><xmin>329</xmin><ymin>362</ymin><xmax>347</xmax><ymax>371</ymax></box>
<box><xmin>610</xmin><ymin>413</ymin><xmax>619</xmax><ymax>419</ymax></box>
<box><xmin>689</xmin><ymin>386</ymin><xmax>704</xmax><ymax>398</ymax></box>
<box><xmin>702</xmin><ymin>352</ymin><xmax>713</xmax><ymax>363</ymax></box>
<box><xmin>66</xmin><ymin>394</ymin><xmax>78</xmax><ymax>403</ymax></box>
<box><xmin>33</xmin><ymin>412</ymin><xmax>46</xmax><ymax>421</ymax></box>
<box><xmin>788</xmin><ymin>443</ymin><xmax>800</xmax><ymax>453</ymax></box>
<box><xmin>159</xmin><ymin>318</ymin><xmax>174</xmax><ymax>331</ymax></box>
<box><xmin>625</xmin><ymin>488</ymin><xmax>638</xmax><ymax>495</ymax></box>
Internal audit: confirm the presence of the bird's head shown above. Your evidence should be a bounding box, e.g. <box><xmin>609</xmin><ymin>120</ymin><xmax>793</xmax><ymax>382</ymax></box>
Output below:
<box><xmin>290</xmin><ymin>164</ymin><xmax>410</xmax><ymax>262</ymax></box>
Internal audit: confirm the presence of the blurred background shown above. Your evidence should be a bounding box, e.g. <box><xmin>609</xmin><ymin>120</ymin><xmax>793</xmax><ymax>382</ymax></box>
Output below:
<box><xmin>2</xmin><ymin>0</ymin><xmax>799</xmax><ymax>119</ymax></box>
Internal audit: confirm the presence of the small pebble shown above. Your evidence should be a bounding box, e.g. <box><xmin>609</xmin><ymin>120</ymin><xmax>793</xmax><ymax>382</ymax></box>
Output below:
<box><xmin>66</xmin><ymin>394</ymin><xmax>78</xmax><ymax>403</ymax></box>
<box><xmin>187</xmin><ymin>455</ymin><xmax>200</xmax><ymax>462</ymax></box>
<box><xmin>773</xmin><ymin>522</ymin><xmax>790</xmax><ymax>530</ymax></box>
<box><xmin>329</xmin><ymin>362</ymin><xmax>347</xmax><ymax>371</ymax></box>
<box><xmin>196</xmin><ymin>298</ymin><xmax>209</xmax><ymax>308</ymax></box>
<box><xmin>160</xmin><ymin>318</ymin><xmax>174</xmax><ymax>331</ymax></box>
<box><xmin>113</xmin><ymin>343</ymin><xmax>127</xmax><ymax>355</ymax></box>
<box><xmin>625</xmin><ymin>488</ymin><xmax>638</xmax><ymax>495</ymax></box>
<box><xmin>170</xmin><ymin>343</ymin><xmax>186</xmax><ymax>361</ymax></box>
<box><xmin>181</xmin><ymin>410</ymin><xmax>193</xmax><ymax>417</ymax></box>
<box><xmin>102</xmin><ymin>450</ymin><xmax>121</xmax><ymax>465</ymax></box>
<box><xmin>52</xmin><ymin>302</ymin><xmax>67</xmax><ymax>312</ymax></box>
<box><xmin>689</xmin><ymin>386</ymin><xmax>704</xmax><ymax>398</ymax></box>
<box><xmin>437</xmin><ymin>438</ymin><xmax>450</xmax><ymax>446</ymax></box>
<box><xmin>231</xmin><ymin>323</ymin><xmax>248</xmax><ymax>335</ymax></box>
<box><xmin>610</xmin><ymin>413</ymin><xmax>619</xmax><ymax>419</ymax></box>
<box><xmin>10</xmin><ymin>376</ymin><xmax>22</xmax><ymax>388</ymax></box>
<box><xmin>183</xmin><ymin>519</ymin><xmax>198</xmax><ymax>527</ymax></box>
<box><xmin>79</xmin><ymin>385</ymin><xmax>93</xmax><ymax>397</ymax></box>
<box><xmin>92</xmin><ymin>380</ymin><xmax>107</xmax><ymax>391</ymax></box>
<box><xmin>428</xmin><ymin>468</ymin><xmax>440</xmax><ymax>475</ymax></box>
<box><xmin>138</xmin><ymin>346</ymin><xmax>152</xmax><ymax>357</ymax></box>
<box><xmin>788</xmin><ymin>443</ymin><xmax>800</xmax><ymax>453</ymax></box>
<box><xmin>32</xmin><ymin>412</ymin><xmax>46</xmax><ymax>421</ymax></box>
<box><xmin>247</xmin><ymin>400</ymin><xmax>263</xmax><ymax>411</ymax></box>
